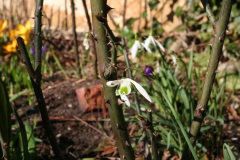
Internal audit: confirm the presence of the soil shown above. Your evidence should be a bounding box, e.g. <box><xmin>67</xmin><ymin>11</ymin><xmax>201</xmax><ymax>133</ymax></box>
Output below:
<box><xmin>13</xmin><ymin>77</ymin><xmax>113</xmax><ymax>160</ymax></box>
<box><xmin>12</xmin><ymin>60</ymin><xmax>142</xmax><ymax>160</ymax></box>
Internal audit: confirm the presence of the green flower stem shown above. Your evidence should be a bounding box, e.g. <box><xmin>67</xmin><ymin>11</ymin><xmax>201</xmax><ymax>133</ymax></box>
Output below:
<box><xmin>121</xmin><ymin>38</ymin><xmax>151</xmax><ymax>160</ymax></box>
<box><xmin>147</xmin><ymin>109</ymin><xmax>159</xmax><ymax>160</ymax></box>
<box><xmin>182</xmin><ymin>1</ymin><xmax>232</xmax><ymax>159</ymax></box>
<box><xmin>17</xmin><ymin>38</ymin><xmax>65</xmax><ymax>160</ymax></box>
<box><xmin>81</xmin><ymin>0</ymin><xmax>98</xmax><ymax>79</ymax></box>
<box><xmin>132</xmin><ymin>56</ymin><xmax>141</xmax><ymax>76</ymax></box>
<box><xmin>90</xmin><ymin>0</ymin><xmax>134</xmax><ymax>159</ymax></box>
<box><xmin>70</xmin><ymin>0</ymin><xmax>82</xmax><ymax>79</ymax></box>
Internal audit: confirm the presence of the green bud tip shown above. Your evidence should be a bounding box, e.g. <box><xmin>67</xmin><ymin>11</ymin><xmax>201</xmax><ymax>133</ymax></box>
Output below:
<box><xmin>134</xmin><ymin>33</ymin><xmax>139</xmax><ymax>41</ymax></box>
<box><xmin>85</xmin><ymin>33</ymin><xmax>89</xmax><ymax>39</ymax></box>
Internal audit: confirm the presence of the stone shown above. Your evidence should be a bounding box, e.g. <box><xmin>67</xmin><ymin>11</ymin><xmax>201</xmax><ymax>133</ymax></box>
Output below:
<box><xmin>76</xmin><ymin>84</ymin><xmax>107</xmax><ymax>114</ymax></box>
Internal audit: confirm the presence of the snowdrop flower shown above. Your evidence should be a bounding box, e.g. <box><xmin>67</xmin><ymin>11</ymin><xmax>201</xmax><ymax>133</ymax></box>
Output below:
<box><xmin>130</xmin><ymin>41</ymin><xmax>151</xmax><ymax>59</ymax></box>
<box><xmin>171</xmin><ymin>55</ymin><xmax>177</xmax><ymax>65</ymax></box>
<box><xmin>83</xmin><ymin>33</ymin><xmax>89</xmax><ymax>50</ymax></box>
<box><xmin>144</xmin><ymin>36</ymin><xmax>165</xmax><ymax>53</ymax></box>
<box><xmin>130</xmin><ymin>34</ymin><xmax>151</xmax><ymax>59</ymax></box>
<box><xmin>106</xmin><ymin>78</ymin><xmax>152</xmax><ymax>107</ymax></box>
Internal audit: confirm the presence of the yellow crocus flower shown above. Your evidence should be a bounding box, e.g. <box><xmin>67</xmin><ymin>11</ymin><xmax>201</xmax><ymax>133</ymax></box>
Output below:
<box><xmin>3</xmin><ymin>39</ymin><xmax>17</xmax><ymax>53</ymax></box>
<box><xmin>2</xmin><ymin>20</ymin><xmax>31</xmax><ymax>53</ymax></box>
<box><xmin>0</xmin><ymin>20</ymin><xmax>7</xmax><ymax>37</ymax></box>
<box><xmin>15</xmin><ymin>20</ymin><xmax>31</xmax><ymax>43</ymax></box>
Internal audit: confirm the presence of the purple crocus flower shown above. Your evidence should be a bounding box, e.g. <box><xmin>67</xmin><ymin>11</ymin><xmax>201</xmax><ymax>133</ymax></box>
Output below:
<box><xmin>30</xmin><ymin>46</ymin><xmax>35</xmax><ymax>55</ymax></box>
<box><xmin>29</xmin><ymin>44</ymin><xmax>48</xmax><ymax>57</ymax></box>
<box><xmin>144</xmin><ymin>65</ymin><xmax>154</xmax><ymax>77</ymax></box>
<box><xmin>41</xmin><ymin>44</ymin><xmax>48</xmax><ymax>55</ymax></box>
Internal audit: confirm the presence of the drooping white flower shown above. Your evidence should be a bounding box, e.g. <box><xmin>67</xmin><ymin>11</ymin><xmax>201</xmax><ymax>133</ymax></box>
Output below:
<box><xmin>171</xmin><ymin>55</ymin><xmax>177</xmax><ymax>65</ymax></box>
<box><xmin>83</xmin><ymin>33</ymin><xmax>89</xmax><ymax>50</ymax></box>
<box><xmin>83</xmin><ymin>38</ymin><xmax>89</xmax><ymax>50</ymax></box>
<box><xmin>106</xmin><ymin>78</ymin><xmax>152</xmax><ymax>107</ymax></box>
<box><xmin>144</xmin><ymin>36</ymin><xmax>165</xmax><ymax>53</ymax></box>
<box><xmin>130</xmin><ymin>40</ymin><xmax>152</xmax><ymax>59</ymax></box>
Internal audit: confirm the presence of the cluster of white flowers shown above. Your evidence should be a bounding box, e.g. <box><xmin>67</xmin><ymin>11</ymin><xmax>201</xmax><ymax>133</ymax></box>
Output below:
<box><xmin>106</xmin><ymin>35</ymin><xmax>177</xmax><ymax>107</ymax></box>
<box><xmin>130</xmin><ymin>36</ymin><xmax>165</xmax><ymax>59</ymax></box>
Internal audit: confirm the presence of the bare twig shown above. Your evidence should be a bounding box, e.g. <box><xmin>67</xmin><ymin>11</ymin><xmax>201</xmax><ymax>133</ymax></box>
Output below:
<box><xmin>73</xmin><ymin>115</ymin><xmax>114</xmax><ymax>142</ymax></box>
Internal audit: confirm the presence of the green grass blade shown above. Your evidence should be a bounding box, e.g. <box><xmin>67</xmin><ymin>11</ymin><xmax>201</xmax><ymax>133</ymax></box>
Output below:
<box><xmin>13</xmin><ymin>107</ymin><xmax>31</xmax><ymax>160</ymax></box>
<box><xmin>9</xmin><ymin>90</ymin><xmax>33</xmax><ymax>102</ymax></box>
<box><xmin>25</xmin><ymin>124</ymin><xmax>36</xmax><ymax>160</ymax></box>
<box><xmin>223</xmin><ymin>143</ymin><xmax>236</xmax><ymax>160</ymax></box>
<box><xmin>51</xmin><ymin>50</ymin><xmax>69</xmax><ymax>79</ymax></box>
<box><xmin>150</xmin><ymin>78</ymin><xmax>199</xmax><ymax>160</ymax></box>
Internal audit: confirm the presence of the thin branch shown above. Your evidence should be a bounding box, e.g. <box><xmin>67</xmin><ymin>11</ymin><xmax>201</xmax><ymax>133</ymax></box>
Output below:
<box><xmin>73</xmin><ymin>115</ymin><xmax>114</xmax><ymax>142</ymax></box>
<box><xmin>182</xmin><ymin>0</ymin><xmax>232</xmax><ymax>159</ymax></box>
<box><xmin>70</xmin><ymin>0</ymin><xmax>82</xmax><ymax>78</ymax></box>
<box><xmin>200</xmin><ymin>0</ymin><xmax>216</xmax><ymax>26</ymax></box>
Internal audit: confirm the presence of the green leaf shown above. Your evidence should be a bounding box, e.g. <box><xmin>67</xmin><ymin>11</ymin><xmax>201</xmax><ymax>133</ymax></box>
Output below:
<box><xmin>125</xmin><ymin>18</ymin><xmax>139</xmax><ymax>26</ymax></box>
<box><xmin>167</xmin><ymin>130</ymin><xmax>172</xmax><ymax>149</ymax></box>
<box><xmin>9</xmin><ymin>90</ymin><xmax>33</xmax><ymax>102</ymax></box>
<box><xmin>142</xmin><ymin>11</ymin><xmax>147</xmax><ymax>18</ymax></box>
<box><xmin>223</xmin><ymin>143</ymin><xmax>236</xmax><ymax>160</ymax></box>
<box><xmin>25</xmin><ymin>124</ymin><xmax>36</xmax><ymax>160</ymax></box>
<box><xmin>13</xmin><ymin>107</ymin><xmax>31</xmax><ymax>160</ymax></box>
<box><xmin>175</xmin><ymin>6</ymin><xmax>183</xmax><ymax>17</ymax></box>
<box><xmin>148</xmin><ymin>0</ymin><xmax>159</xmax><ymax>10</ymax></box>
<box><xmin>196</xmin><ymin>143</ymin><xmax>207</xmax><ymax>153</ymax></box>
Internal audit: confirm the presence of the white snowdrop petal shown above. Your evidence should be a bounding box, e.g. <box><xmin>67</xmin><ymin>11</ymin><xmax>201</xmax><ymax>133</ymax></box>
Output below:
<box><xmin>120</xmin><ymin>95</ymin><xmax>131</xmax><ymax>107</ymax></box>
<box><xmin>143</xmin><ymin>43</ymin><xmax>152</xmax><ymax>53</ymax></box>
<box><xmin>106</xmin><ymin>80</ymin><xmax>122</xmax><ymax>87</ymax></box>
<box><xmin>126</xmin><ymin>78</ymin><xmax>152</xmax><ymax>103</ymax></box>
<box><xmin>155</xmin><ymin>39</ymin><xmax>165</xmax><ymax>52</ymax></box>
<box><xmin>171</xmin><ymin>55</ymin><xmax>177</xmax><ymax>65</ymax></box>
<box><xmin>130</xmin><ymin>44</ymin><xmax>138</xmax><ymax>59</ymax></box>
<box><xmin>149</xmin><ymin>36</ymin><xmax>157</xmax><ymax>48</ymax></box>
<box><xmin>144</xmin><ymin>37</ymin><xmax>152</xmax><ymax>48</ymax></box>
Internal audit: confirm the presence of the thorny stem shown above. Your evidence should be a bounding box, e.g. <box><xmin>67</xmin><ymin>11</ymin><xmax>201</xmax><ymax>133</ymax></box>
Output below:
<box><xmin>17</xmin><ymin>38</ymin><xmax>35</xmax><ymax>79</ymax></box>
<box><xmin>0</xmin><ymin>79</ymin><xmax>11</xmax><ymax>160</ymax></box>
<box><xmin>34</xmin><ymin>0</ymin><xmax>43</xmax><ymax>85</ymax></box>
<box><xmin>182</xmin><ymin>0</ymin><xmax>232</xmax><ymax>159</ymax></box>
<box><xmin>17</xmin><ymin>37</ymin><xmax>65</xmax><ymax>160</ymax></box>
<box><xmin>90</xmin><ymin>0</ymin><xmax>135</xmax><ymax>159</ymax></box>
<box><xmin>70</xmin><ymin>0</ymin><xmax>82</xmax><ymax>79</ymax></box>
<box><xmin>121</xmin><ymin>38</ymin><xmax>151</xmax><ymax>160</ymax></box>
